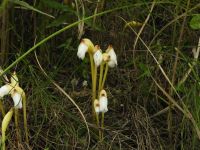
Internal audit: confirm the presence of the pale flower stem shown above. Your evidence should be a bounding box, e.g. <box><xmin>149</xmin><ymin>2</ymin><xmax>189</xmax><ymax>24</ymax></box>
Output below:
<box><xmin>95</xmin><ymin>113</ymin><xmax>101</xmax><ymax>140</ymax></box>
<box><xmin>101</xmin><ymin>112</ymin><xmax>105</xmax><ymax>141</ymax></box>
<box><xmin>89</xmin><ymin>53</ymin><xmax>96</xmax><ymax>118</ymax></box>
<box><xmin>94</xmin><ymin>66</ymin><xmax>97</xmax><ymax>100</ymax></box>
<box><xmin>22</xmin><ymin>94</ymin><xmax>29</xmax><ymax>143</ymax></box>
<box><xmin>14</xmin><ymin>108</ymin><xmax>21</xmax><ymax>145</ymax></box>
<box><xmin>0</xmin><ymin>101</ymin><xmax>5</xmax><ymax>117</ymax></box>
<box><xmin>101</xmin><ymin>63</ymin><xmax>109</xmax><ymax>90</ymax></box>
<box><xmin>98</xmin><ymin>63</ymin><xmax>104</xmax><ymax>97</ymax></box>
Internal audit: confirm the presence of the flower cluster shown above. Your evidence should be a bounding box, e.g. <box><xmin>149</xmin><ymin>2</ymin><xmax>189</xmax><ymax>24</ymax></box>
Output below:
<box><xmin>77</xmin><ymin>39</ymin><xmax>117</xmax><ymax>68</ymax></box>
<box><xmin>77</xmin><ymin>38</ymin><xmax>117</xmax><ymax>115</ymax></box>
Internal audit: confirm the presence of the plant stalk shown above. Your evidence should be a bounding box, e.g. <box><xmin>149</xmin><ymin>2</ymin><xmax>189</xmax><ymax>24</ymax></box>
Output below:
<box><xmin>22</xmin><ymin>93</ymin><xmax>29</xmax><ymax>143</ymax></box>
<box><xmin>0</xmin><ymin>101</ymin><xmax>5</xmax><ymax>117</ymax></box>
<box><xmin>101</xmin><ymin>63</ymin><xmax>108</xmax><ymax>90</ymax></box>
<box><xmin>98</xmin><ymin>63</ymin><xmax>104</xmax><ymax>96</ymax></box>
<box><xmin>14</xmin><ymin>108</ymin><xmax>21</xmax><ymax>146</ymax></box>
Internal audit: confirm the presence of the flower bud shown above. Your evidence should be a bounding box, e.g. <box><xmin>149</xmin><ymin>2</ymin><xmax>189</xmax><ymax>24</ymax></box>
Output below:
<box><xmin>99</xmin><ymin>90</ymin><xmax>108</xmax><ymax>113</ymax></box>
<box><xmin>77</xmin><ymin>40</ymin><xmax>89</xmax><ymax>59</ymax></box>
<box><xmin>94</xmin><ymin>99</ymin><xmax>100</xmax><ymax>113</ymax></box>
<box><xmin>106</xmin><ymin>45</ymin><xmax>117</xmax><ymax>68</ymax></box>
<box><xmin>93</xmin><ymin>45</ymin><xmax>103</xmax><ymax>67</ymax></box>
<box><xmin>102</xmin><ymin>53</ymin><xmax>110</xmax><ymax>62</ymax></box>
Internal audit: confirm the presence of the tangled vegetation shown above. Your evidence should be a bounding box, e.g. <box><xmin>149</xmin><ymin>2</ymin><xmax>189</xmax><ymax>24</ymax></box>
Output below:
<box><xmin>0</xmin><ymin>0</ymin><xmax>200</xmax><ymax>149</ymax></box>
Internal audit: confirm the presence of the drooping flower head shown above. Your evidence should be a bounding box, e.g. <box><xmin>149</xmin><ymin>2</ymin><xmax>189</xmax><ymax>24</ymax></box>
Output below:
<box><xmin>77</xmin><ymin>38</ymin><xmax>95</xmax><ymax>59</ymax></box>
<box><xmin>93</xmin><ymin>45</ymin><xmax>103</xmax><ymax>67</ymax></box>
<box><xmin>102</xmin><ymin>53</ymin><xmax>110</xmax><ymax>63</ymax></box>
<box><xmin>94</xmin><ymin>99</ymin><xmax>100</xmax><ymax>113</ymax></box>
<box><xmin>106</xmin><ymin>45</ymin><xmax>117</xmax><ymax>68</ymax></box>
<box><xmin>99</xmin><ymin>89</ymin><xmax>108</xmax><ymax>113</ymax></box>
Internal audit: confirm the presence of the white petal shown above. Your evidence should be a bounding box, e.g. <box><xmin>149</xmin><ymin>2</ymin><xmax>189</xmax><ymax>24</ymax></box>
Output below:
<box><xmin>108</xmin><ymin>60</ymin><xmax>117</xmax><ymax>68</ymax></box>
<box><xmin>0</xmin><ymin>84</ymin><xmax>12</xmax><ymax>98</ymax></box>
<box><xmin>94</xmin><ymin>99</ymin><xmax>100</xmax><ymax>113</ymax></box>
<box><xmin>11</xmin><ymin>92</ymin><xmax>22</xmax><ymax>109</ymax></box>
<box><xmin>77</xmin><ymin>42</ymin><xmax>88</xmax><ymax>59</ymax></box>
<box><xmin>99</xmin><ymin>96</ymin><xmax>108</xmax><ymax>113</ymax></box>
<box><xmin>93</xmin><ymin>50</ymin><xmax>103</xmax><ymax>67</ymax></box>
<box><xmin>107</xmin><ymin>48</ymin><xmax>117</xmax><ymax>68</ymax></box>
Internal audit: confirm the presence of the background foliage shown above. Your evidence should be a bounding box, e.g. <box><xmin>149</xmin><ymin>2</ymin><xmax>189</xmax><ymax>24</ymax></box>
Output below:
<box><xmin>0</xmin><ymin>0</ymin><xmax>200</xmax><ymax>149</ymax></box>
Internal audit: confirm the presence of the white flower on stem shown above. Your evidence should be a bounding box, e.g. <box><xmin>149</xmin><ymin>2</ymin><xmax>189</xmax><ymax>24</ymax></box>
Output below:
<box><xmin>0</xmin><ymin>72</ymin><xmax>24</xmax><ymax>109</ymax></box>
<box><xmin>93</xmin><ymin>45</ymin><xmax>103</xmax><ymax>67</ymax></box>
<box><xmin>77</xmin><ymin>40</ymin><xmax>89</xmax><ymax>59</ymax></box>
<box><xmin>94</xmin><ymin>99</ymin><xmax>100</xmax><ymax>113</ymax></box>
<box><xmin>99</xmin><ymin>89</ymin><xmax>108</xmax><ymax>113</ymax></box>
<box><xmin>77</xmin><ymin>38</ymin><xmax>95</xmax><ymax>59</ymax></box>
<box><xmin>106</xmin><ymin>45</ymin><xmax>117</xmax><ymax>68</ymax></box>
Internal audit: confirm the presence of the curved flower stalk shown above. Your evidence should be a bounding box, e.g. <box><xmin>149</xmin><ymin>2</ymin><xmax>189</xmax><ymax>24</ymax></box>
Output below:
<box><xmin>0</xmin><ymin>72</ymin><xmax>28</xmax><ymax>143</ymax></box>
<box><xmin>77</xmin><ymin>38</ymin><xmax>98</xmax><ymax>119</ymax></box>
<box><xmin>93</xmin><ymin>45</ymin><xmax>103</xmax><ymax>101</ymax></box>
<box><xmin>1</xmin><ymin>108</ymin><xmax>14</xmax><ymax>150</ymax></box>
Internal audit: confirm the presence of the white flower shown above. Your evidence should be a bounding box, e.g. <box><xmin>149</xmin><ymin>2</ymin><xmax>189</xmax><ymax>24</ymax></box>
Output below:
<box><xmin>94</xmin><ymin>99</ymin><xmax>100</xmax><ymax>113</ymax></box>
<box><xmin>0</xmin><ymin>84</ymin><xmax>12</xmax><ymax>98</ymax></box>
<box><xmin>77</xmin><ymin>38</ymin><xmax>95</xmax><ymax>60</ymax></box>
<box><xmin>11</xmin><ymin>91</ymin><xmax>22</xmax><ymax>109</ymax></box>
<box><xmin>0</xmin><ymin>72</ymin><xmax>24</xmax><ymax>109</ymax></box>
<box><xmin>77</xmin><ymin>40</ymin><xmax>88</xmax><ymax>59</ymax></box>
<box><xmin>106</xmin><ymin>45</ymin><xmax>117</xmax><ymax>68</ymax></box>
<box><xmin>93</xmin><ymin>45</ymin><xmax>103</xmax><ymax>67</ymax></box>
<box><xmin>99</xmin><ymin>90</ymin><xmax>108</xmax><ymax>113</ymax></box>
